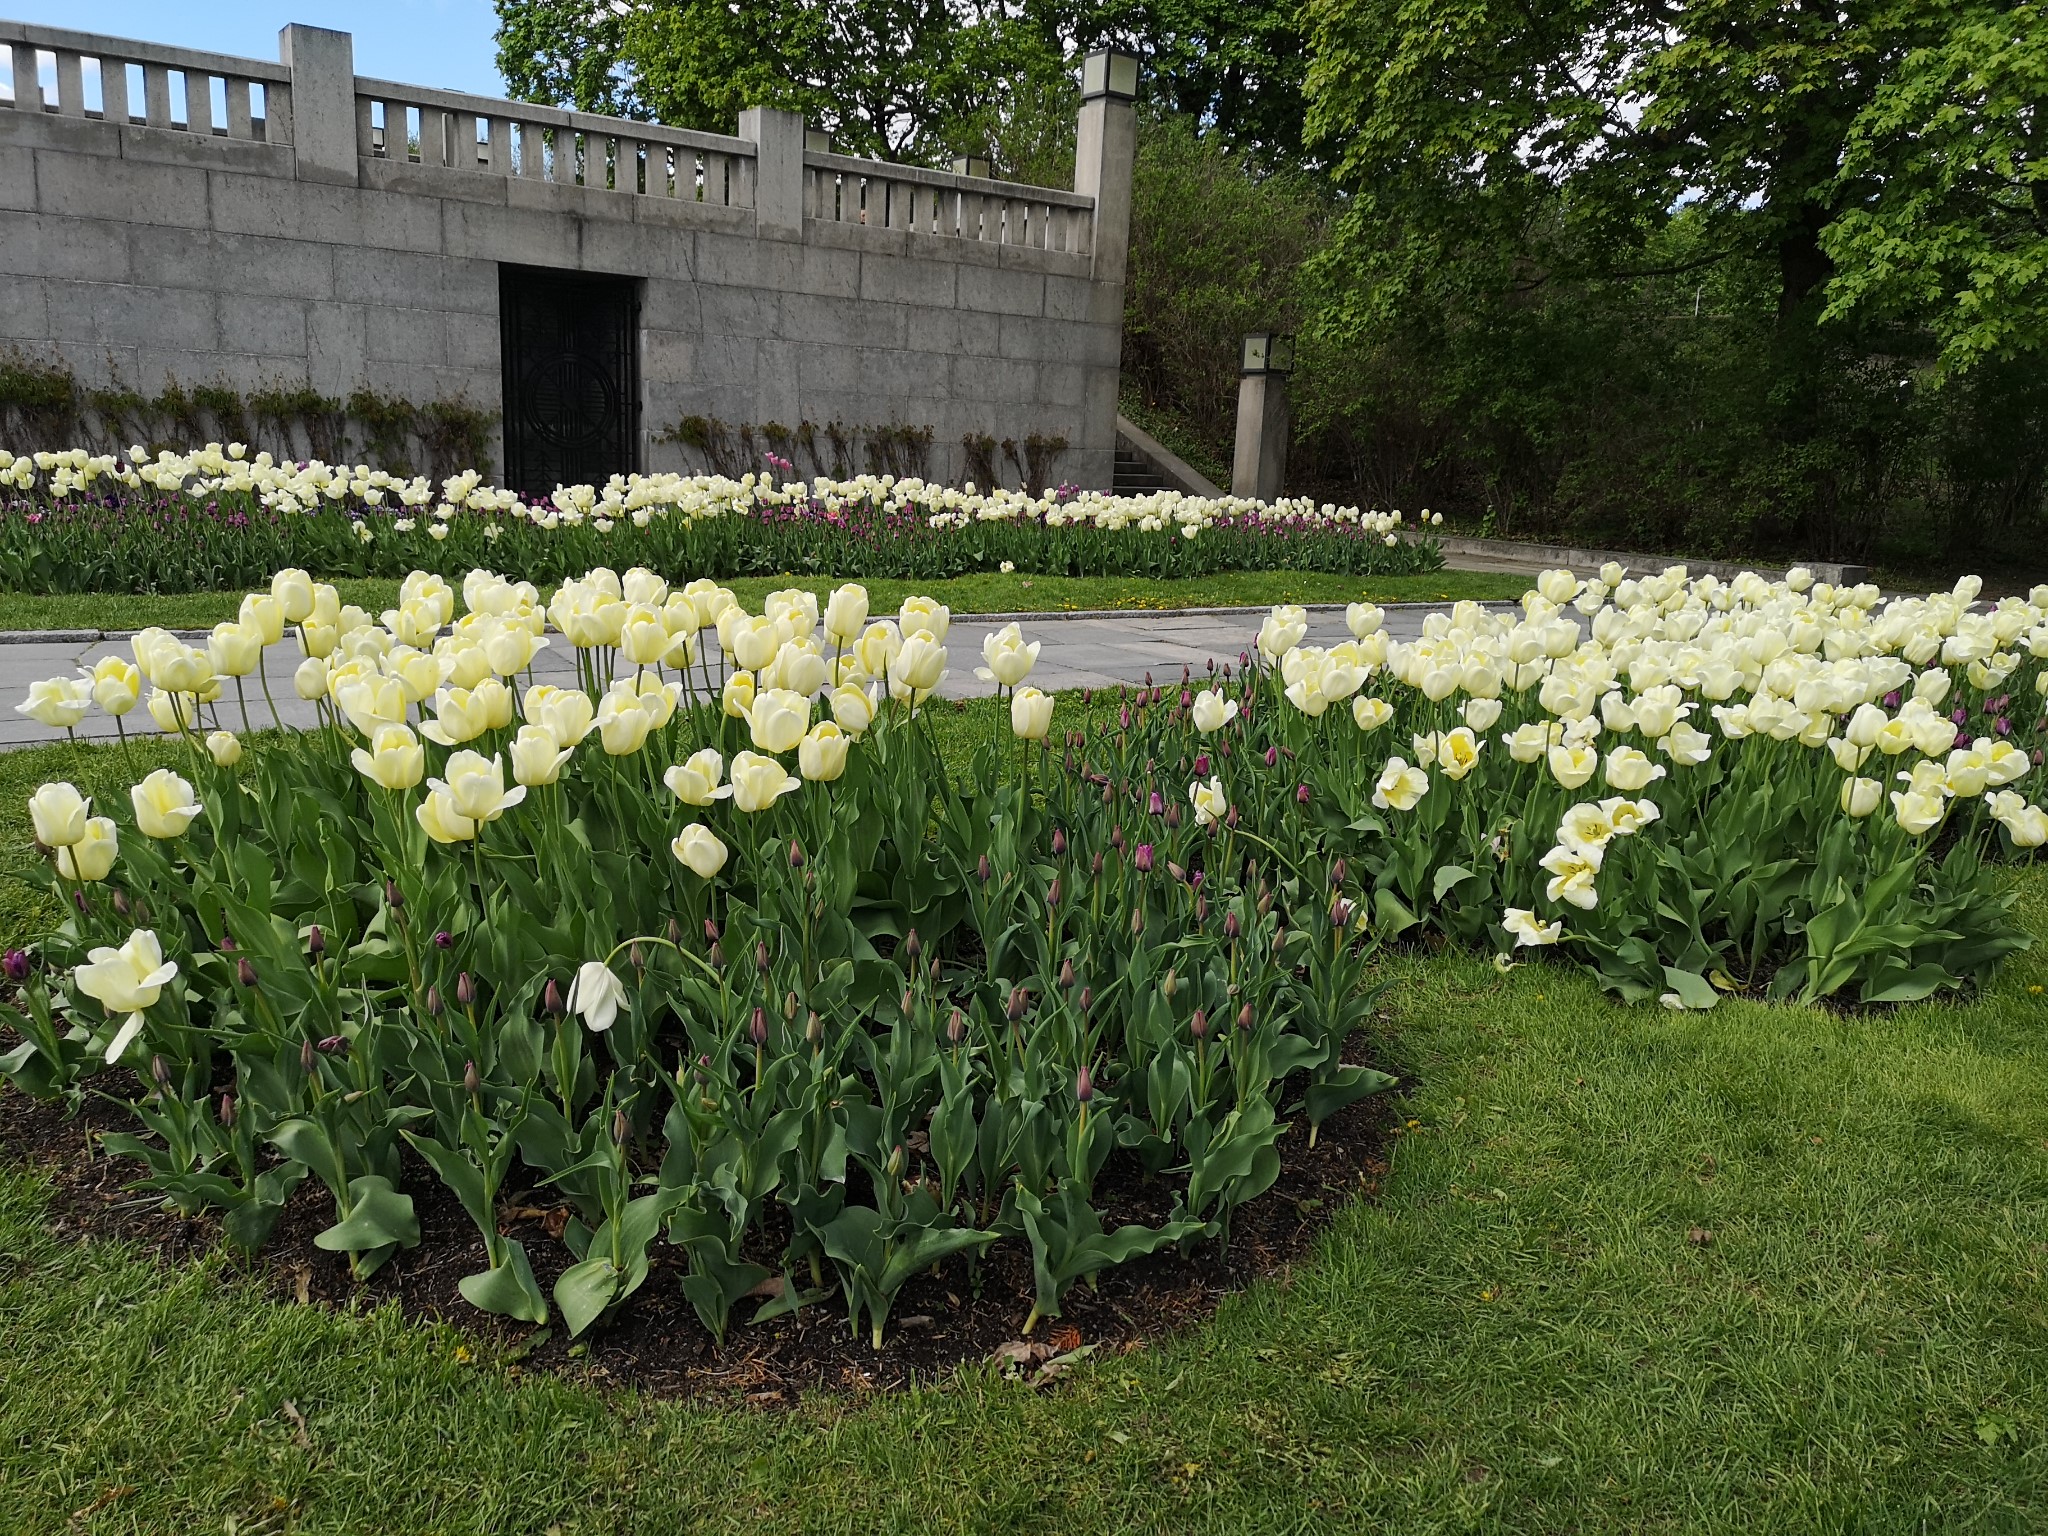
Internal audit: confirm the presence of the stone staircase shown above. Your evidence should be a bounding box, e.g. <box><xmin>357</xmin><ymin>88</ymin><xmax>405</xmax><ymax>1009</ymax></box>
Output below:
<box><xmin>1112</xmin><ymin>444</ymin><xmax>1174</xmax><ymax>496</ymax></box>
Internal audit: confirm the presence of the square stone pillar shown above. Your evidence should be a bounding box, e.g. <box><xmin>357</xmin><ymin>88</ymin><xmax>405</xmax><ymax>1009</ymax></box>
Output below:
<box><xmin>740</xmin><ymin>107</ymin><xmax>805</xmax><ymax>240</ymax></box>
<box><xmin>278</xmin><ymin>24</ymin><xmax>359</xmax><ymax>187</ymax></box>
<box><xmin>1073</xmin><ymin>90</ymin><xmax>1136</xmax><ymax>285</ymax></box>
<box><xmin>1232</xmin><ymin>372</ymin><xmax>1291</xmax><ymax>502</ymax></box>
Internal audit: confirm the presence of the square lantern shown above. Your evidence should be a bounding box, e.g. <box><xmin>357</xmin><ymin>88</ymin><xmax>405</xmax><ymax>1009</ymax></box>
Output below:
<box><xmin>951</xmin><ymin>154</ymin><xmax>992</xmax><ymax>180</ymax></box>
<box><xmin>1240</xmin><ymin>331</ymin><xmax>1297</xmax><ymax>376</ymax></box>
<box><xmin>1080</xmin><ymin>48</ymin><xmax>1141</xmax><ymax>102</ymax></box>
<box><xmin>804</xmin><ymin>128</ymin><xmax>832</xmax><ymax>154</ymax></box>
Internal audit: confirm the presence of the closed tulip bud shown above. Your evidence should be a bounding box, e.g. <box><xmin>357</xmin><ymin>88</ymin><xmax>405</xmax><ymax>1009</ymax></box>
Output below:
<box><xmin>1238</xmin><ymin>1003</ymin><xmax>1254</xmax><ymax>1032</ymax></box>
<box><xmin>1148</xmin><ymin>789</ymin><xmax>1165</xmax><ymax>815</ymax></box>
<box><xmin>1111</xmin><ymin>825</ymin><xmax>1125</xmax><ymax>853</ymax></box>
<box><xmin>463</xmin><ymin>1060</ymin><xmax>480</xmax><ymax>1097</ymax></box>
<box><xmin>612</xmin><ymin>1108</ymin><xmax>631</xmax><ymax>1148</ymax></box>
<box><xmin>1080</xmin><ymin>985</ymin><xmax>1093</xmax><ymax>1015</ymax></box>
<box><xmin>111</xmin><ymin>889</ymin><xmax>130</xmax><ymax>917</ymax></box>
<box><xmin>630</xmin><ymin>943</ymin><xmax>646</xmax><ymax>973</ymax></box>
<box><xmin>433</xmin><ymin>929</ymin><xmax>453</xmax><ymax>950</ymax></box>
<box><xmin>236</xmin><ymin>956</ymin><xmax>257</xmax><ymax>988</ymax></box>
<box><xmin>1258</xmin><ymin>887</ymin><xmax>1274</xmax><ymax>917</ymax></box>
<box><xmin>1059</xmin><ymin>958</ymin><xmax>1075</xmax><ymax>991</ymax></box>
<box><xmin>1134</xmin><ymin>843</ymin><xmax>1154</xmax><ymax>872</ymax></box>
<box><xmin>151</xmin><ymin>1053</ymin><xmax>170</xmax><ymax>1090</ymax></box>
<box><xmin>888</xmin><ymin>1143</ymin><xmax>907</xmax><ymax>1179</ymax></box>
<box><xmin>704</xmin><ymin>918</ymin><xmax>721</xmax><ymax>944</ymax></box>
<box><xmin>902</xmin><ymin>986</ymin><xmax>916</xmax><ymax>1015</ymax></box>
<box><xmin>1332</xmin><ymin>859</ymin><xmax>1347</xmax><ymax>887</ymax></box>
<box><xmin>1165</xmin><ymin>804</ymin><xmax>1182</xmax><ymax>829</ymax></box>
<box><xmin>2</xmin><ymin>949</ymin><xmax>27</xmax><ymax>982</ymax></box>
<box><xmin>1331</xmin><ymin>895</ymin><xmax>1354</xmax><ymax>929</ymax></box>
<box><xmin>1075</xmin><ymin>1064</ymin><xmax>1094</xmax><ymax>1104</ymax></box>
<box><xmin>1224</xmin><ymin>910</ymin><xmax>1241</xmax><ymax>941</ymax></box>
<box><xmin>1264</xmin><ymin>746</ymin><xmax>1279</xmax><ymax>768</ymax></box>
<box><xmin>456</xmin><ymin>971</ymin><xmax>475</xmax><ymax>1006</ymax></box>
<box><xmin>1196</xmin><ymin>895</ymin><xmax>1209</xmax><ymax>926</ymax></box>
<box><xmin>1131</xmin><ymin>906</ymin><xmax>1146</xmax><ymax>936</ymax></box>
<box><xmin>905</xmin><ymin>928</ymin><xmax>922</xmax><ymax>962</ymax></box>
<box><xmin>947</xmin><ymin>1008</ymin><xmax>965</xmax><ymax>1045</ymax></box>
<box><xmin>1167</xmin><ymin>860</ymin><xmax>1186</xmax><ymax>883</ymax></box>
<box><xmin>1195</xmin><ymin>753</ymin><xmax>1211</xmax><ymax>776</ymax></box>
<box><xmin>789</xmin><ymin>838</ymin><xmax>805</xmax><ymax>869</ymax></box>
<box><xmin>1091</xmin><ymin>851</ymin><xmax>1104</xmax><ymax>877</ymax></box>
<box><xmin>425</xmin><ymin>985</ymin><xmax>443</xmax><ymax>1017</ymax></box>
<box><xmin>220</xmin><ymin>932</ymin><xmax>236</xmax><ymax>952</ymax></box>
<box><xmin>1297</xmin><ymin>784</ymin><xmax>1312</xmax><ymax>806</ymax></box>
<box><xmin>543</xmin><ymin>978</ymin><xmax>565</xmax><ymax>1017</ymax></box>
<box><xmin>1191</xmin><ymin>1008</ymin><xmax>1208</xmax><ymax>1040</ymax></box>
<box><xmin>1051</xmin><ymin>827</ymin><xmax>1067</xmax><ymax>857</ymax></box>
<box><xmin>1226</xmin><ymin>804</ymin><xmax>1240</xmax><ymax>828</ymax></box>
<box><xmin>307</xmin><ymin>924</ymin><xmax>324</xmax><ymax>956</ymax></box>
<box><xmin>1048</xmin><ymin>877</ymin><xmax>1062</xmax><ymax>908</ymax></box>
<box><xmin>1007</xmin><ymin>985</ymin><xmax>1029</xmax><ymax>1022</ymax></box>
<box><xmin>784</xmin><ymin>990</ymin><xmax>799</xmax><ymax>1021</ymax></box>
<box><xmin>301</xmin><ymin>1037</ymin><xmax>317</xmax><ymax>1074</ymax></box>
<box><xmin>219</xmin><ymin>1092</ymin><xmax>236</xmax><ymax>1127</ymax></box>
<box><xmin>1163</xmin><ymin>968</ymin><xmax>1178</xmax><ymax>999</ymax></box>
<box><xmin>750</xmin><ymin>1006</ymin><xmax>768</xmax><ymax>1046</ymax></box>
<box><xmin>385</xmin><ymin>879</ymin><xmax>404</xmax><ymax>910</ymax></box>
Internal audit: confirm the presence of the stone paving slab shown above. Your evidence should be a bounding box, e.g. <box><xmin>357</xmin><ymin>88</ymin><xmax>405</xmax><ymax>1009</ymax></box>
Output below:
<box><xmin>0</xmin><ymin>603</ymin><xmax>1508</xmax><ymax>751</ymax></box>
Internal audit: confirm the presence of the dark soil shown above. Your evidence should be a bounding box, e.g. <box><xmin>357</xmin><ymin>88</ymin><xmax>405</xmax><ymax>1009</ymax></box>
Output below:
<box><xmin>0</xmin><ymin>1057</ymin><xmax>1394</xmax><ymax>1404</ymax></box>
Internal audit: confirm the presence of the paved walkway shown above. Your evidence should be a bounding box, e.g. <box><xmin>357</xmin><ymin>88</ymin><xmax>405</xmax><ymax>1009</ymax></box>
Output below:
<box><xmin>0</xmin><ymin>604</ymin><xmax>1512</xmax><ymax>751</ymax></box>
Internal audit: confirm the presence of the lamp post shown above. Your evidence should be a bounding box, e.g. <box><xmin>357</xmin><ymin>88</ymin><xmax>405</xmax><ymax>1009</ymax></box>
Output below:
<box><xmin>950</xmin><ymin>154</ymin><xmax>993</xmax><ymax>180</ymax></box>
<box><xmin>1232</xmin><ymin>331</ymin><xmax>1295</xmax><ymax>501</ymax></box>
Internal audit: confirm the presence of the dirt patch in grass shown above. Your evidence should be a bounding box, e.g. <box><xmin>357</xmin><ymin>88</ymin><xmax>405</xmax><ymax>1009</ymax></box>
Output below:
<box><xmin>0</xmin><ymin>1055</ymin><xmax>1392</xmax><ymax>1404</ymax></box>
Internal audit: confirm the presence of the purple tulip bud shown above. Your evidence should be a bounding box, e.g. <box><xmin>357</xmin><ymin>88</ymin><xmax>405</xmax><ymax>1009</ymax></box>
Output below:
<box><xmin>1195</xmin><ymin>894</ymin><xmax>1209</xmax><ymax>926</ymax></box>
<box><xmin>1226</xmin><ymin>804</ymin><xmax>1240</xmax><ymax>829</ymax></box>
<box><xmin>750</xmin><ymin>1006</ymin><xmax>768</xmax><ymax>1046</ymax></box>
<box><xmin>1048</xmin><ymin>877</ymin><xmax>1062</xmax><ymax>908</ymax></box>
<box><xmin>307</xmin><ymin>925</ymin><xmax>325</xmax><ymax>957</ymax></box>
<box><xmin>1168</xmin><ymin>860</ymin><xmax>1186</xmax><ymax>883</ymax></box>
<box><xmin>2</xmin><ymin>950</ymin><xmax>29</xmax><ymax>983</ymax></box>
<box><xmin>1134</xmin><ymin>843</ymin><xmax>1154</xmax><ymax>873</ymax></box>
<box><xmin>978</xmin><ymin>853</ymin><xmax>992</xmax><ymax>883</ymax></box>
<box><xmin>1883</xmin><ymin>690</ymin><xmax>1902</xmax><ymax>709</ymax></box>
<box><xmin>1051</xmin><ymin>827</ymin><xmax>1067</xmax><ymax>857</ymax></box>
<box><xmin>1996</xmin><ymin>716</ymin><xmax>2012</xmax><ymax>736</ymax></box>
<box><xmin>667</xmin><ymin>917</ymin><xmax>684</xmax><ymax>948</ymax></box>
<box><xmin>385</xmin><ymin>879</ymin><xmax>404</xmax><ymax>910</ymax></box>
<box><xmin>1058</xmin><ymin>958</ymin><xmax>1076</xmax><ymax>991</ymax></box>
<box><xmin>1332</xmin><ymin>895</ymin><xmax>1355</xmax><ymax>929</ymax></box>
<box><xmin>709</xmin><ymin>941</ymin><xmax>726</xmax><ymax>970</ymax></box>
<box><xmin>1131</xmin><ymin>906</ymin><xmax>1146</xmax><ymax>936</ymax></box>
<box><xmin>1191</xmin><ymin>1008</ymin><xmax>1209</xmax><ymax>1041</ymax></box>
<box><xmin>1165</xmin><ymin>803</ymin><xmax>1182</xmax><ymax>829</ymax></box>
<box><xmin>1297</xmin><ymin>784</ymin><xmax>1312</xmax><ymax>806</ymax></box>
<box><xmin>111</xmin><ymin>888</ymin><xmax>130</xmax><ymax>917</ymax></box>
<box><xmin>612</xmin><ymin>1107</ymin><xmax>632</xmax><ymax>1147</ymax></box>
<box><xmin>1238</xmin><ymin>1003</ymin><xmax>1254</xmax><ymax>1032</ymax></box>
<box><xmin>425</xmin><ymin>985</ymin><xmax>444</xmax><ymax>1017</ymax></box>
<box><xmin>703</xmin><ymin>918</ymin><xmax>721</xmax><ymax>944</ymax></box>
<box><xmin>904</xmin><ymin>928</ymin><xmax>922</xmax><ymax>962</ymax></box>
<box><xmin>1224</xmin><ymin>910</ymin><xmax>1241</xmax><ymax>940</ymax></box>
<box><xmin>300</xmin><ymin>1037</ymin><xmax>317</xmax><ymax>1073</ymax></box>
<box><xmin>237</xmin><ymin>956</ymin><xmax>258</xmax><ymax>988</ymax></box>
<box><xmin>456</xmin><ymin>972</ymin><xmax>476</xmax><ymax>1007</ymax></box>
<box><xmin>947</xmin><ymin>1007</ymin><xmax>966</xmax><ymax>1045</ymax></box>
<box><xmin>807</xmin><ymin>1010</ymin><xmax>823</xmax><ymax>1045</ymax></box>
<box><xmin>150</xmin><ymin>1053</ymin><xmax>171</xmax><ymax>1090</ymax></box>
<box><xmin>1075</xmin><ymin>1063</ymin><xmax>1094</xmax><ymax>1104</ymax></box>
<box><xmin>1264</xmin><ymin>746</ymin><xmax>1279</xmax><ymax>768</ymax></box>
<box><xmin>1120</xmin><ymin>707</ymin><xmax>1132</xmax><ymax>730</ymax></box>
<box><xmin>1111</xmin><ymin>825</ymin><xmax>1126</xmax><ymax>853</ymax></box>
<box><xmin>464</xmin><ymin>1059</ymin><xmax>481</xmax><ymax>1096</ymax></box>
<box><xmin>1194</xmin><ymin>753</ymin><xmax>1211</xmax><ymax>776</ymax></box>
<box><xmin>789</xmin><ymin>838</ymin><xmax>805</xmax><ymax>869</ymax></box>
<box><xmin>1007</xmin><ymin>985</ymin><xmax>1029</xmax><ymax>1022</ymax></box>
<box><xmin>543</xmin><ymin>978</ymin><xmax>565</xmax><ymax>1017</ymax></box>
<box><xmin>73</xmin><ymin>890</ymin><xmax>87</xmax><ymax>914</ymax></box>
<box><xmin>219</xmin><ymin>1092</ymin><xmax>236</xmax><ymax>1127</ymax></box>
<box><xmin>320</xmin><ymin>1035</ymin><xmax>348</xmax><ymax>1055</ymax></box>
<box><xmin>432</xmin><ymin>929</ymin><xmax>453</xmax><ymax>950</ymax></box>
<box><xmin>220</xmin><ymin>931</ymin><xmax>236</xmax><ymax>953</ymax></box>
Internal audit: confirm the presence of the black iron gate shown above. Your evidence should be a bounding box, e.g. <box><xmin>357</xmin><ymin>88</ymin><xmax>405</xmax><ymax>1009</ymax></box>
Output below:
<box><xmin>499</xmin><ymin>266</ymin><xmax>640</xmax><ymax>497</ymax></box>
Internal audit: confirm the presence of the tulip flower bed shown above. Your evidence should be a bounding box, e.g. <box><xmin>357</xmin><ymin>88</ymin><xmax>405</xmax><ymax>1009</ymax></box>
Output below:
<box><xmin>1</xmin><ymin>568</ymin><xmax>1394</xmax><ymax>1350</ymax></box>
<box><xmin>0</xmin><ymin>446</ymin><xmax>1442</xmax><ymax>595</ymax></box>
<box><xmin>5</xmin><ymin>557</ymin><xmax>2046</xmax><ymax>1361</ymax></box>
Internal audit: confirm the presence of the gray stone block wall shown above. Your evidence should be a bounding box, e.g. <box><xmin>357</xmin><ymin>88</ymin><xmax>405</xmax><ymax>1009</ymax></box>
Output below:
<box><xmin>0</xmin><ymin>23</ymin><xmax>1133</xmax><ymax>490</ymax></box>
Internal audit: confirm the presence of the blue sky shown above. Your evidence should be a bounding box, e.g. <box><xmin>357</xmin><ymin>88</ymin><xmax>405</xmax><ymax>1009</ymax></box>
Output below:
<box><xmin>7</xmin><ymin>1</ymin><xmax>508</xmax><ymax>96</ymax></box>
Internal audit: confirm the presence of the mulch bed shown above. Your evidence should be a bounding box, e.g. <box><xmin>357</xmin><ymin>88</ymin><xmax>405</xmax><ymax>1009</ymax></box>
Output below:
<box><xmin>0</xmin><ymin>1056</ymin><xmax>1394</xmax><ymax>1404</ymax></box>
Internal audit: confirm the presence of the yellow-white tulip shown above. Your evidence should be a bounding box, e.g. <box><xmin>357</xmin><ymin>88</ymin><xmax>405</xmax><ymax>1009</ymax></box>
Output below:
<box><xmin>1352</xmin><ymin>696</ymin><xmax>1393</xmax><ymax>733</ymax></box>
<box><xmin>239</xmin><ymin>592</ymin><xmax>286</xmax><ymax>645</ymax></box>
<box><xmin>16</xmin><ymin>676</ymin><xmax>92</xmax><ymax>729</ymax></box>
<box><xmin>208</xmin><ymin>621</ymin><xmax>263</xmax><ymax>679</ymax></box>
<box><xmin>29</xmin><ymin>781</ymin><xmax>89</xmax><ymax>847</ymax></box>
<box><xmin>595</xmin><ymin>695</ymin><xmax>654</xmax><ymax>756</ymax></box>
<box><xmin>146</xmin><ymin>689</ymin><xmax>200</xmax><ymax>734</ymax></box>
<box><xmin>730</xmin><ymin>614</ymin><xmax>783</xmax><ymax>672</ymax></box>
<box><xmin>1840</xmin><ymin>777</ymin><xmax>1882</xmax><ymax>817</ymax></box>
<box><xmin>293</xmin><ymin>655</ymin><xmax>330</xmax><ymax>701</ymax></box>
<box><xmin>665</xmin><ymin>750</ymin><xmax>730</xmax><ymax>805</ymax></box>
<box><xmin>1437</xmin><ymin>727</ymin><xmax>1484</xmax><ymax>781</ymax></box>
<box><xmin>1372</xmin><ymin>757</ymin><xmax>1430</xmax><ymax>812</ymax></box>
<box><xmin>88</xmin><ymin>657</ymin><xmax>141</xmax><ymax>717</ymax></box>
<box><xmin>799</xmin><ymin>721</ymin><xmax>851</xmax><ymax>781</ymax></box>
<box><xmin>824</xmin><ymin>583</ymin><xmax>869</xmax><ymax>643</ymax></box>
<box><xmin>271</xmin><ymin>567</ymin><xmax>315</xmax><ymax>623</ymax></box>
<box><xmin>748</xmin><ymin>688</ymin><xmax>812</xmax><ymax>754</ymax></box>
<box><xmin>672</xmin><ymin>823</ymin><xmax>729</xmax><ymax>878</ymax></box>
<box><xmin>723</xmin><ymin>671</ymin><xmax>756</xmax><ymax>720</ymax></box>
<box><xmin>1602</xmin><ymin>746</ymin><xmax>1666</xmax><ymax>792</ymax></box>
<box><xmin>1502</xmin><ymin>908</ymin><xmax>1562</xmax><ymax>947</ymax></box>
<box><xmin>421</xmin><ymin>685</ymin><xmax>493</xmax><ymax>746</ymax></box>
<box><xmin>1547</xmin><ymin>743</ymin><xmax>1598</xmax><ymax>790</ymax></box>
<box><xmin>73</xmin><ymin>927</ymin><xmax>178</xmax><ymax>1061</ymax></box>
<box><xmin>56</xmin><ymin>815</ymin><xmax>118</xmax><ymax>882</ymax></box>
<box><xmin>527</xmin><ymin>685</ymin><xmax>596</xmax><ymax>748</ymax></box>
<box><xmin>1192</xmin><ymin>690</ymin><xmax>1239</xmax><ymax>733</ymax></box>
<box><xmin>1890</xmin><ymin>788</ymin><xmax>1947</xmax><ymax>836</ymax></box>
<box><xmin>431</xmin><ymin>750</ymin><xmax>525</xmax><ymax>824</ymax></box>
<box><xmin>975</xmin><ymin>624</ymin><xmax>1040</xmax><ymax>687</ymax></box>
<box><xmin>830</xmin><ymin>683</ymin><xmax>876</xmax><ymax>737</ymax></box>
<box><xmin>729</xmin><ymin>750</ymin><xmax>801</xmax><ymax>812</ymax></box>
<box><xmin>888</xmin><ymin>634</ymin><xmax>947</xmax><ymax>702</ymax></box>
<box><xmin>899</xmin><ymin>596</ymin><xmax>950</xmax><ymax>642</ymax></box>
<box><xmin>206</xmin><ymin>730</ymin><xmax>243</xmax><ymax>767</ymax></box>
<box><xmin>350</xmin><ymin>723</ymin><xmax>426</xmax><ymax>791</ymax></box>
<box><xmin>1011</xmin><ymin>686</ymin><xmax>1055</xmax><ymax>742</ymax></box>
<box><xmin>415</xmin><ymin>788</ymin><xmax>476</xmax><ymax>844</ymax></box>
<box><xmin>509</xmin><ymin>723</ymin><xmax>573</xmax><ymax>786</ymax></box>
<box><xmin>130</xmin><ymin>769</ymin><xmax>204</xmax><ymax>839</ymax></box>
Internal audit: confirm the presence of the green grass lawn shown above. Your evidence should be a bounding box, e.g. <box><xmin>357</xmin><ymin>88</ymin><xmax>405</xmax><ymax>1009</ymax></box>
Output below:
<box><xmin>3</xmin><ymin>734</ymin><xmax>2046</xmax><ymax>1531</ymax></box>
<box><xmin>0</xmin><ymin>569</ymin><xmax>1528</xmax><ymax>634</ymax></box>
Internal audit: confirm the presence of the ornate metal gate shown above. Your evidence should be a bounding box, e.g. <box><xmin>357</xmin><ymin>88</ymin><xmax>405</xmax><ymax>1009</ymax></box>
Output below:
<box><xmin>499</xmin><ymin>266</ymin><xmax>640</xmax><ymax>497</ymax></box>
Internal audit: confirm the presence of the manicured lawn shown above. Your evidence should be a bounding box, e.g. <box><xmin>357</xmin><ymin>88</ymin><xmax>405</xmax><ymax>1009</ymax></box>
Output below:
<box><xmin>0</xmin><ymin>569</ymin><xmax>1527</xmax><ymax>634</ymax></box>
<box><xmin>3</xmin><ymin>733</ymin><xmax>2045</xmax><ymax>1532</ymax></box>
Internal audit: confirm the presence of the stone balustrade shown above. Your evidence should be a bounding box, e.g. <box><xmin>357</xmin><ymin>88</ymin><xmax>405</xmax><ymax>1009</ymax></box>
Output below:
<box><xmin>803</xmin><ymin>149</ymin><xmax>1095</xmax><ymax>256</ymax></box>
<box><xmin>1</xmin><ymin>19</ymin><xmax>290</xmax><ymax>146</ymax></box>
<box><xmin>353</xmin><ymin>78</ymin><xmax>756</xmax><ymax>211</ymax></box>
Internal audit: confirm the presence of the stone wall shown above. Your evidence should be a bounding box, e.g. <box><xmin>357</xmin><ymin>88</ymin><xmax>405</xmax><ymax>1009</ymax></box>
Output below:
<box><xmin>0</xmin><ymin>22</ymin><xmax>1133</xmax><ymax>489</ymax></box>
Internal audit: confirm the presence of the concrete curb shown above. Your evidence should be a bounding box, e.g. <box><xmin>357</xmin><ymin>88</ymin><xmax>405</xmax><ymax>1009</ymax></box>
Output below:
<box><xmin>0</xmin><ymin>599</ymin><xmax>1523</xmax><ymax>646</ymax></box>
